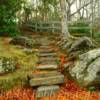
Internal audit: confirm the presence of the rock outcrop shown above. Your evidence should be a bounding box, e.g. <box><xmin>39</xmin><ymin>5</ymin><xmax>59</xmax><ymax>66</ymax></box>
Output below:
<box><xmin>70</xmin><ymin>48</ymin><xmax>100</xmax><ymax>87</ymax></box>
<box><xmin>58</xmin><ymin>37</ymin><xmax>95</xmax><ymax>57</ymax></box>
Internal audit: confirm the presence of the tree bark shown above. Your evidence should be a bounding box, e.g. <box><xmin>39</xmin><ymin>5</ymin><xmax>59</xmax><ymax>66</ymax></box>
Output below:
<box><xmin>59</xmin><ymin>0</ymin><xmax>70</xmax><ymax>40</ymax></box>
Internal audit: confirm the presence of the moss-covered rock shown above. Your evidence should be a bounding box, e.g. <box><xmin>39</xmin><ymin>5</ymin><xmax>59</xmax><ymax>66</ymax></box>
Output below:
<box><xmin>70</xmin><ymin>48</ymin><xmax>100</xmax><ymax>87</ymax></box>
<box><xmin>10</xmin><ymin>36</ymin><xmax>36</xmax><ymax>48</ymax></box>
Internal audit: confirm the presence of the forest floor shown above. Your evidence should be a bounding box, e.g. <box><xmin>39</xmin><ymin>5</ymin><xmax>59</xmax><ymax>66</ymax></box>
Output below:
<box><xmin>0</xmin><ymin>33</ymin><xmax>100</xmax><ymax>100</ymax></box>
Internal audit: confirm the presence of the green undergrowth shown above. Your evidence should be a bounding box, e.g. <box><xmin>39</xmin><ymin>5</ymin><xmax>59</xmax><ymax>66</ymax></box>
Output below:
<box><xmin>0</xmin><ymin>37</ymin><xmax>37</xmax><ymax>91</ymax></box>
<box><xmin>0</xmin><ymin>70</ymin><xmax>29</xmax><ymax>91</ymax></box>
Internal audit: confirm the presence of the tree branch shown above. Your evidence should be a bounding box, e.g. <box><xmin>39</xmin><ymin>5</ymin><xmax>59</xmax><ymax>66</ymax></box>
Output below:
<box><xmin>70</xmin><ymin>0</ymin><xmax>97</xmax><ymax>16</ymax></box>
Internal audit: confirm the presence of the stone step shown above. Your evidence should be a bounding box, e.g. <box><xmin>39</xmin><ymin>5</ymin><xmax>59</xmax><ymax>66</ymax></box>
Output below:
<box><xmin>38</xmin><ymin>56</ymin><xmax>59</xmax><ymax>63</ymax></box>
<box><xmin>39</xmin><ymin>56</ymin><xmax>58</xmax><ymax>60</ymax></box>
<box><xmin>36</xmin><ymin>64</ymin><xmax>58</xmax><ymax>70</ymax></box>
<box><xmin>37</xmin><ymin>58</ymin><xmax>58</xmax><ymax>65</ymax></box>
<box><xmin>38</xmin><ymin>48</ymin><xmax>55</xmax><ymax>52</ymax></box>
<box><xmin>28</xmin><ymin>71</ymin><xmax>61</xmax><ymax>79</ymax></box>
<box><xmin>33</xmin><ymin>48</ymin><xmax>56</xmax><ymax>53</ymax></box>
<box><xmin>37</xmin><ymin>61</ymin><xmax>57</xmax><ymax>65</ymax></box>
<box><xmin>29</xmin><ymin>74</ymin><xmax>64</xmax><ymax>86</ymax></box>
<box><xmin>38</xmin><ymin>53</ymin><xmax>57</xmax><ymax>57</ymax></box>
<box><xmin>38</xmin><ymin>57</ymin><xmax>58</xmax><ymax>62</ymax></box>
<box><xmin>38</xmin><ymin>49</ymin><xmax>55</xmax><ymax>53</ymax></box>
<box><xmin>39</xmin><ymin>45</ymin><xmax>55</xmax><ymax>49</ymax></box>
<box><xmin>36</xmin><ymin>85</ymin><xmax>60</xmax><ymax>98</ymax></box>
<box><xmin>37</xmin><ymin>47</ymin><xmax>56</xmax><ymax>51</ymax></box>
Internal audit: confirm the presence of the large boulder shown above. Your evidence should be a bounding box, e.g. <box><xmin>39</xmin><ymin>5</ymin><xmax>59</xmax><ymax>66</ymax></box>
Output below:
<box><xmin>59</xmin><ymin>37</ymin><xmax>95</xmax><ymax>57</ymax></box>
<box><xmin>10</xmin><ymin>36</ymin><xmax>36</xmax><ymax>48</ymax></box>
<box><xmin>68</xmin><ymin>37</ymin><xmax>94</xmax><ymax>53</ymax></box>
<box><xmin>70</xmin><ymin>48</ymin><xmax>100</xmax><ymax>87</ymax></box>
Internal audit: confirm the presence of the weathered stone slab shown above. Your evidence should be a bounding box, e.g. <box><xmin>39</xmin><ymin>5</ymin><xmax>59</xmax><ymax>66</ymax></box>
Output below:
<box><xmin>39</xmin><ymin>56</ymin><xmax>58</xmax><ymax>60</ymax></box>
<box><xmin>37</xmin><ymin>61</ymin><xmax>57</xmax><ymax>65</ymax></box>
<box><xmin>39</xmin><ymin>45</ymin><xmax>54</xmax><ymax>49</ymax></box>
<box><xmin>29</xmin><ymin>74</ymin><xmax>64</xmax><ymax>86</ymax></box>
<box><xmin>38</xmin><ymin>49</ymin><xmax>55</xmax><ymax>53</ymax></box>
<box><xmin>36</xmin><ymin>64</ymin><xmax>58</xmax><ymax>70</ymax></box>
<box><xmin>38</xmin><ymin>53</ymin><xmax>57</xmax><ymax>57</ymax></box>
<box><xmin>38</xmin><ymin>57</ymin><xmax>58</xmax><ymax>62</ymax></box>
<box><xmin>36</xmin><ymin>85</ymin><xmax>60</xmax><ymax>98</ymax></box>
<box><xmin>39</xmin><ymin>51</ymin><xmax>55</xmax><ymax>54</ymax></box>
<box><xmin>37</xmin><ymin>57</ymin><xmax>58</xmax><ymax>65</ymax></box>
<box><xmin>28</xmin><ymin>71</ymin><xmax>61</xmax><ymax>79</ymax></box>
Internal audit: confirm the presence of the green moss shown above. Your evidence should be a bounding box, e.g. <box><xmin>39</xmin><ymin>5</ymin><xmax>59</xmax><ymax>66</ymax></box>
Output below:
<box><xmin>0</xmin><ymin>70</ymin><xmax>28</xmax><ymax>90</ymax></box>
<box><xmin>0</xmin><ymin>37</ymin><xmax>37</xmax><ymax>91</ymax></box>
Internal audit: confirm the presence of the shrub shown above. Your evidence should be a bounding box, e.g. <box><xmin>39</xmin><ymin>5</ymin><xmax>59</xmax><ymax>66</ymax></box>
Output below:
<box><xmin>0</xmin><ymin>19</ymin><xmax>20</xmax><ymax>37</ymax></box>
<box><xmin>94</xmin><ymin>31</ymin><xmax>100</xmax><ymax>43</ymax></box>
<box><xmin>0</xmin><ymin>0</ymin><xmax>25</xmax><ymax>37</ymax></box>
<box><xmin>69</xmin><ymin>19</ymin><xmax>91</xmax><ymax>36</ymax></box>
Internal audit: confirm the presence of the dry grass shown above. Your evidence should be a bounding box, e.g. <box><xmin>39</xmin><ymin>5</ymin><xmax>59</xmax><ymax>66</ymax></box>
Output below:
<box><xmin>0</xmin><ymin>37</ymin><xmax>37</xmax><ymax>90</ymax></box>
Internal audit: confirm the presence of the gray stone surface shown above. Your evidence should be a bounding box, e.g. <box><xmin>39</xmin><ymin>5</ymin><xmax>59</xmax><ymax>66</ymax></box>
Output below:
<box><xmin>38</xmin><ymin>57</ymin><xmax>58</xmax><ymax>62</ymax></box>
<box><xmin>37</xmin><ymin>61</ymin><xmax>57</xmax><ymax>65</ymax></box>
<box><xmin>36</xmin><ymin>64</ymin><xmax>58</xmax><ymax>70</ymax></box>
<box><xmin>29</xmin><ymin>73</ymin><xmax>64</xmax><ymax>86</ymax></box>
<box><xmin>28</xmin><ymin>71</ymin><xmax>61</xmax><ymax>79</ymax></box>
<box><xmin>39</xmin><ymin>45</ymin><xmax>53</xmax><ymax>49</ymax></box>
<box><xmin>38</xmin><ymin>49</ymin><xmax>55</xmax><ymax>53</ymax></box>
<box><xmin>38</xmin><ymin>53</ymin><xmax>57</xmax><ymax>57</ymax></box>
<box><xmin>37</xmin><ymin>56</ymin><xmax>58</xmax><ymax>65</ymax></box>
<box><xmin>68</xmin><ymin>37</ymin><xmax>93</xmax><ymax>53</ymax></box>
<box><xmin>70</xmin><ymin>48</ymin><xmax>100</xmax><ymax>86</ymax></box>
<box><xmin>36</xmin><ymin>85</ymin><xmax>60</xmax><ymax>98</ymax></box>
<box><xmin>39</xmin><ymin>56</ymin><xmax>58</xmax><ymax>60</ymax></box>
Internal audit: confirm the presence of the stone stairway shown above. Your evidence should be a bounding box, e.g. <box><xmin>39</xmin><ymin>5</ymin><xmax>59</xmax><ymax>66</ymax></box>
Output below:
<box><xmin>28</xmin><ymin>35</ymin><xmax>64</xmax><ymax>99</ymax></box>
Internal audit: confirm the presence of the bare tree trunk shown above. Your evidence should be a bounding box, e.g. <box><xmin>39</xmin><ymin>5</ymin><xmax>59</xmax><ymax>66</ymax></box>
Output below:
<box><xmin>59</xmin><ymin>0</ymin><xmax>70</xmax><ymax>40</ymax></box>
<box><xmin>67</xmin><ymin>5</ymin><xmax>71</xmax><ymax>21</ymax></box>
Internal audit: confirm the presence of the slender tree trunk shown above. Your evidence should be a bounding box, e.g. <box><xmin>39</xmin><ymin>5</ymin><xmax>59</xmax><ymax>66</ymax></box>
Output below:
<box><xmin>59</xmin><ymin>0</ymin><xmax>70</xmax><ymax>40</ymax></box>
<box><xmin>67</xmin><ymin>6</ymin><xmax>71</xmax><ymax>21</ymax></box>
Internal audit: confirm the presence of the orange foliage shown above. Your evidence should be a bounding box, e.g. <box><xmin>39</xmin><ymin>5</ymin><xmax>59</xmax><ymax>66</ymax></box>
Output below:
<box><xmin>41</xmin><ymin>81</ymin><xmax>100</xmax><ymax>100</ymax></box>
<box><xmin>60</xmin><ymin>54</ymin><xmax>66</xmax><ymax>66</ymax></box>
<box><xmin>60</xmin><ymin>54</ymin><xmax>67</xmax><ymax>71</ymax></box>
<box><xmin>0</xmin><ymin>81</ymin><xmax>100</xmax><ymax>100</ymax></box>
<box><xmin>0</xmin><ymin>87</ymin><xmax>36</xmax><ymax>100</ymax></box>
